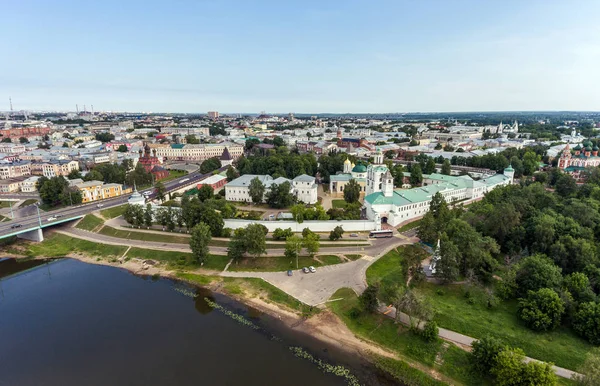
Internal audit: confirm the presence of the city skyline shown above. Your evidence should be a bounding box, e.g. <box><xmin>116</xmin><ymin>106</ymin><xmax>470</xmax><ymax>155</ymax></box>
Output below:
<box><xmin>2</xmin><ymin>0</ymin><xmax>600</xmax><ymax>113</ymax></box>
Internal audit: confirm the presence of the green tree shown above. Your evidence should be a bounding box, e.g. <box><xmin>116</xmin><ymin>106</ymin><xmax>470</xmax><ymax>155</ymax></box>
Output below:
<box><xmin>572</xmin><ymin>302</ymin><xmax>600</xmax><ymax>345</ymax></box>
<box><xmin>329</xmin><ymin>225</ymin><xmax>344</xmax><ymax>241</ymax></box>
<box><xmin>518</xmin><ymin>288</ymin><xmax>565</xmax><ymax>331</ymax></box>
<box><xmin>197</xmin><ymin>184</ymin><xmax>214</xmax><ymax>202</ymax></box>
<box><xmin>245</xmin><ymin>223</ymin><xmax>267</xmax><ymax>258</ymax></box>
<box><xmin>265</xmin><ymin>181</ymin><xmax>295</xmax><ymax>208</ymax></box>
<box><xmin>302</xmin><ymin>231</ymin><xmax>320</xmax><ymax>257</ymax></box>
<box><xmin>515</xmin><ymin>255</ymin><xmax>562</xmax><ymax>296</ymax></box>
<box><xmin>491</xmin><ymin>348</ymin><xmax>526</xmax><ymax>386</ymax></box>
<box><xmin>343</xmin><ymin>179</ymin><xmax>361</xmax><ymax>204</ymax></box>
<box><xmin>563</xmin><ymin>272</ymin><xmax>596</xmax><ymax>303</ymax></box>
<box><xmin>522</xmin><ymin>151</ymin><xmax>540</xmax><ymax>176</ymax></box>
<box><xmin>423</xmin><ymin>158</ymin><xmax>436</xmax><ymax>174</ymax></box>
<box><xmin>394</xmin><ymin>287</ymin><xmax>433</xmax><ymax>331</ymax></box>
<box><xmin>117</xmin><ymin>144</ymin><xmax>128</xmax><ymax>152</ymax></box>
<box><xmin>556</xmin><ymin>174</ymin><xmax>577</xmax><ymax>197</ymax></box>
<box><xmin>226</xmin><ymin>166</ymin><xmax>239</xmax><ymax>182</ymax></box>
<box><xmin>95</xmin><ymin>132</ymin><xmax>115</xmax><ymax>142</ymax></box>
<box><xmin>1</xmin><ymin>137</ymin><xmax>11</xmax><ymax>143</ymax></box>
<box><xmin>84</xmin><ymin>169</ymin><xmax>104</xmax><ymax>182</ymax></box>
<box><xmin>285</xmin><ymin>235</ymin><xmax>303</xmax><ymax>268</ymax></box>
<box><xmin>199</xmin><ymin>157</ymin><xmax>221</xmax><ymax>174</ymax></box>
<box><xmin>67</xmin><ymin>169</ymin><xmax>82</xmax><ymax>179</ymax></box>
<box><xmin>359</xmin><ymin>284</ymin><xmax>380</xmax><ymax>314</ymax></box>
<box><xmin>19</xmin><ymin>136</ymin><xmax>29</xmax><ymax>144</ymax></box>
<box><xmin>410</xmin><ymin>164</ymin><xmax>423</xmax><ymax>186</ymax></box>
<box><xmin>573</xmin><ymin>347</ymin><xmax>600</xmax><ymax>386</ymax></box>
<box><xmin>155</xmin><ymin>181</ymin><xmax>166</xmax><ymax>201</ymax></box>
<box><xmin>228</xmin><ymin>228</ymin><xmax>247</xmax><ymax>261</ymax></box>
<box><xmin>249</xmin><ymin>177</ymin><xmax>265</xmax><ymax>204</ymax></box>
<box><xmin>471</xmin><ymin>335</ymin><xmax>505</xmax><ymax>374</ymax></box>
<box><xmin>441</xmin><ymin>159</ymin><xmax>451</xmax><ymax>175</ymax></box>
<box><xmin>185</xmin><ymin>134</ymin><xmax>200</xmax><ymax>144</ymax></box>
<box><xmin>273</xmin><ymin>228</ymin><xmax>293</xmax><ymax>241</ymax></box>
<box><xmin>198</xmin><ymin>206</ymin><xmax>224</xmax><ymax>237</ymax></box>
<box><xmin>143</xmin><ymin>203</ymin><xmax>153</xmax><ymax>228</ymax></box>
<box><xmin>436</xmin><ymin>233</ymin><xmax>460</xmax><ymax>282</ymax></box>
<box><xmin>190</xmin><ymin>223</ymin><xmax>212</xmax><ymax>264</ymax></box>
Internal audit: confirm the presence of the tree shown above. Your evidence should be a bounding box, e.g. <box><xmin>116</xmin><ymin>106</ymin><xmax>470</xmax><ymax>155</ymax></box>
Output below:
<box><xmin>198</xmin><ymin>206</ymin><xmax>224</xmax><ymax>236</ymax></box>
<box><xmin>38</xmin><ymin>176</ymin><xmax>82</xmax><ymax>207</ymax></box>
<box><xmin>19</xmin><ymin>136</ymin><xmax>29</xmax><ymax>144</ymax></box>
<box><xmin>384</xmin><ymin>150</ymin><xmax>396</xmax><ymax>159</ymax></box>
<box><xmin>273</xmin><ymin>227</ymin><xmax>293</xmax><ymax>241</ymax></box>
<box><xmin>424</xmin><ymin>158</ymin><xmax>436</xmax><ymax>174</ymax></box>
<box><xmin>343</xmin><ymin>179</ymin><xmax>361</xmax><ymax>204</ymax></box>
<box><xmin>421</xmin><ymin>321</ymin><xmax>438</xmax><ymax>342</ymax></box>
<box><xmin>410</xmin><ymin>164</ymin><xmax>423</xmax><ymax>186</ymax></box>
<box><xmin>436</xmin><ymin>233</ymin><xmax>460</xmax><ymax>282</ymax></box>
<box><xmin>124</xmin><ymin>204</ymin><xmax>144</xmax><ymax>227</ymax></box>
<box><xmin>95</xmin><ymin>132</ymin><xmax>115</xmax><ymax>142</ymax></box>
<box><xmin>265</xmin><ymin>182</ymin><xmax>295</xmax><ymax>208</ymax></box>
<box><xmin>285</xmin><ymin>235</ymin><xmax>303</xmax><ymax>268</ymax></box>
<box><xmin>67</xmin><ymin>169</ymin><xmax>82</xmax><ymax>180</ymax></box>
<box><xmin>515</xmin><ymin>255</ymin><xmax>562</xmax><ymax>296</ymax></box>
<box><xmin>228</xmin><ymin>228</ymin><xmax>247</xmax><ymax>261</ymax></box>
<box><xmin>197</xmin><ymin>185</ymin><xmax>214</xmax><ymax>202</ymax></box>
<box><xmin>143</xmin><ymin>203</ymin><xmax>153</xmax><ymax>228</ymax></box>
<box><xmin>190</xmin><ymin>223</ymin><xmax>212</xmax><ymax>264</ymax></box>
<box><xmin>155</xmin><ymin>181</ymin><xmax>166</xmax><ymax>202</ymax></box>
<box><xmin>185</xmin><ymin>134</ymin><xmax>200</xmax><ymax>144</ymax></box>
<box><xmin>226</xmin><ymin>166</ymin><xmax>239</xmax><ymax>182</ymax></box>
<box><xmin>199</xmin><ymin>157</ymin><xmax>221</xmax><ymax>174</ymax></box>
<box><xmin>573</xmin><ymin>348</ymin><xmax>600</xmax><ymax>386</ymax></box>
<box><xmin>556</xmin><ymin>174</ymin><xmax>577</xmax><ymax>197</ymax></box>
<box><xmin>1</xmin><ymin>137</ymin><xmax>11</xmax><ymax>143</ymax></box>
<box><xmin>518</xmin><ymin>288</ymin><xmax>565</xmax><ymax>331</ymax></box>
<box><xmin>84</xmin><ymin>169</ymin><xmax>104</xmax><ymax>182</ymax></box>
<box><xmin>329</xmin><ymin>225</ymin><xmax>344</xmax><ymax>241</ymax></box>
<box><xmin>249</xmin><ymin>177</ymin><xmax>265</xmax><ymax>204</ymax></box>
<box><xmin>563</xmin><ymin>272</ymin><xmax>596</xmax><ymax>303</ymax></box>
<box><xmin>441</xmin><ymin>159</ymin><xmax>451</xmax><ymax>175</ymax></box>
<box><xmin>471</xmin><ymin>335</ymin><xmax>505</xmax><ymax>374</ymax></box>
<box><xmin>359</xmin><ymin>284</ymin><xmax>379</xmax><ymax>313</ymax></box>
<box><xmin>491</xmin><ymin>348</ymin><xmax>526</xmax><ymax>386</ymax></box>
<box><xmin>245</xmin><ymin>223</ymin><xmax>267</xmax><ymax>258</ymax></box>
<box><xmin>394</xmin><ymin>287</ymin><xmax>432</xmax><ymax>331</ymax></box>
<box><xmin>572</xmin><ymin>302</ymin><xmax>600</xmax><ymax>345</ymax></box>
<box><xmin>117</xmin><ymin>144</ymin><xmax>128</xmax><ymax>152</ymax></box>
<box><xmin>302</xmin><ymin>231</ymin><xmax>320</xmax><ymax>257</ymax></box>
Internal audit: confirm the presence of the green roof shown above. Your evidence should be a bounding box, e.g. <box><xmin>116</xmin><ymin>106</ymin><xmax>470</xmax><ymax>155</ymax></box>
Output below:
<box><xmin>504</xmin><ymin>165</ymin><xmax>514</xmax><ymax>172</ymax></box>
<box><xmin>352</xmin><ymin>164</ymin><xmax>367</xmax><ymax>173</ymax></box>
<box><xmin>574</xmin><ymin>144</ymin><xmax>582</xmax><ymax>150</ymax></box>
<box><xmin>171</xmin><ymin>144</ymin><xmax>185</xmax><ymax>149</ymax></box>
<box><xmin>372</xmin><ymin>165</ymin><xmax>388</xmax><ymax>173</ymax></box>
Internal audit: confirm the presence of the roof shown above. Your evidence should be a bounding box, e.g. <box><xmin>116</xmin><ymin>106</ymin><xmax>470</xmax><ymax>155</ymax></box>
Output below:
<box><xmin>226</xmin><ymin>174</ymin><xmax>273</xmax><ymax>188</ymax></box>
<box><xmin>293</xmin><ymin>174</ymin><xmax>315</xmax><ymax>183</ymax></box>
<box><xmin>199</xmin><ymin>174</ymin><xmax>227</xmax><ymax>185</ymax></box>
<box><xmin>220</xmin><ymin>147</ymin><xmax>232</xmax><ymax>160</ymax></box>
<box><xmin>371</xmin><ymin>165</ymin><xmax>388</xmax><ymax>173</ymax></box>
<box><xmin>75</xmin><ymin>180</ymin><xmax>104</xmax><ymax>188</ymax></box>
<box><xmin>352</xmin><ymin>164</ymin><xmax>367</xmax><ymax>173</ymax></box>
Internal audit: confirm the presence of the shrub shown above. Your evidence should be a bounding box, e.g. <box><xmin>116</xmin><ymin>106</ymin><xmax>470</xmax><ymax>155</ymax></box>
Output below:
<box><xmin>221</xmin><ymin>227</ymin><xmax>232</xmax><ymax>238</ymax></box>
<box><xmin>518</xmin><ymin>288</ymin><xmax>564</xmax><ymax>332</ymax></box>
<box><xmin>572</xmin><ymin>302</ymin><xmax>600</xmax><ymax>345</ymax></box>
<box><xmin>273</xmin><ymin>227</ymin><xmax>293</xmax><ymax>241</ymax></box>
<box><xmin>421</xmin><ymin>321</ymin><xmax>438</xmax><ymax>342</ymax></box>
<box><xmin>471</xmin><ymin>335</ymin><xmax>505</xmax><ymax>374</ymax></box>
<box><xmin>359</xmin><ymin>284</ymin><xmax>379</xmax><ymax>314</ymax></box>
<box><xmin>348</xmin><ymin>307</ymin><xmax>361</xmax><ymax>319</ymax></box>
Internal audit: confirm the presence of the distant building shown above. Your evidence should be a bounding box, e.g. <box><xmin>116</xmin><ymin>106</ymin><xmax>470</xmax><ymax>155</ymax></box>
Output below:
<box><xmin>152</xmin><ymin>143</ymin><xmax>243</xmax><ymax>162</ymax></box>
<box><xmin>138</xmin><ymin>144</ymin><xmax>169</xmax><ymax>180</ymax></box>
<box><xmin>207</xmin><ymin>111</ymin><xmax>219</xmax><ymax>120</ymax></box>
<box><xmin>558</xmin><ymin>141</ymin><xmax>600</xmax><ymax>181</ymax></box>
<box><xmin>75</xmin><ymin>180</ymin><xmax>129</xmax><ymax>203</ymax></box>
<box><xmin>329</xmin><ymin>159</ymin><xmax>368</xmax><ymax>198</ymax></box>
<box><xmin>0</xmin><ymin>161</ymin><xmax>31</xmax><ymax>180</ymax></box>
<box><xmin>197</xmin><ymin>174</ymin><xmax>227</xmax><ymax>191</ymax></box>
<box><xmin>30</xmin><ymin>160</ymin><xmax>79</xmax><ymax>178</ymax></box>
<box><xmin>225</xmin><ymin>174</ymin><xmax>318</xmax><ymax>204</ymax></box>
<box><xmin>219</xmin><ymin>147</ymin><xmax>233</xmax><ymax>167</ymax></box>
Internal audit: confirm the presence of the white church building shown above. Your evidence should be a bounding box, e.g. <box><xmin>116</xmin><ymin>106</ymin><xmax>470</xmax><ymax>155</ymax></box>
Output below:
<box><xmin>225</xmin><ymin>174</ymin><xmax>318</xmax><ymax>204</ymax></box>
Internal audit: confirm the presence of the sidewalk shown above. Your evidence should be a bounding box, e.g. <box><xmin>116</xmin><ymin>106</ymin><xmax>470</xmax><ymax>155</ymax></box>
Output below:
<box><xmin>378</xmin><ymin>304</ymin><xmax>579</xmax><ymax>380</ymax></box>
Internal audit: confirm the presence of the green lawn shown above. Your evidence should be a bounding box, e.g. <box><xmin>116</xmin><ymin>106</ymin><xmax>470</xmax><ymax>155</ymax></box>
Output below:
<box><xmin>332</xmin><ymin>199</ymin><xmax>347</xmax><ymax>209</ymax></box>
<box><xmin>345</xmin><ymin>254</ymin><xmax>363</xmax><ymax>261</ymax></box>
<box><xmin>175</xmin><ymin>272</ymin><xmax>218</xmax><ymax>286</ymax></box>
<box><xmin>100</xmin><ymin>205</ymin><xmax>127</xmax><ymax>219</ymax></box>
<box><xmin>76</xmin><ymin>214</ymin><xmax>105</xmax><ymax>231</ymax></box>
<box><xmin>12</xmin><ymin>233</ymin><xmax>127</xmax><ymax>258</ymax></box>
<box><xmin>228</xmin><ymin>255</ymin><xmax>323</xmax><ymax>272</ymax></box>
<box><xmin>418</xmin><ymin>281</ymin><xmax>593</xmax><ymax>371</ymax></box>
<box><xmin>365</xmin><ymin>247</ymin><xmax>407</xmax><ymax>286</ymax></box>
<box><xmin>160</xmin><ymin>169</ymin><xmax>188</xmax><ymax>183</ymax></box>
<box><xmin>99</xmin><ymin>226</ymin><xmax>191</xmax><ymax>244</ymax></box>
<box><xmin>125</xmin><ymin>248</ymin><xmax>229</xmax><ymax>271</ymax></box>
<box><xmin>317</xmin><ymin>254</ymin><xmax>343</xmax><ymax>265</ymax></box>
<box><xmin>328</xmin><ymin>288</ymin><xmax>481</xmax><ymax>385</ymax></box>
<box><xmin>0</xmin><ymin>201</ymin><xmax>17</xmax><ymax>208</ymax></box>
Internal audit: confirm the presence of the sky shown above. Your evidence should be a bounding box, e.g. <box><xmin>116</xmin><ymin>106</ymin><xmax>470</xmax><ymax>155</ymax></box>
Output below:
<box><xmin>2</xmin><ymin>0</ymin><xmax>600</xmax><ymax>113</ymax></box>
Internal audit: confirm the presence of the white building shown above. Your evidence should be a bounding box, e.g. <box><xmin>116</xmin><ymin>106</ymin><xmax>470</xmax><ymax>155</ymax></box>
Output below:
<box><xmin>225</xmin><ymin>174</ymin><xmax>318</xmax><ymax>204</ymax></box>
<box><xmin>364</xmin><ymin>167</ymin><xmax>514</xmax><ymax>226</ymax></box>
<box><xmin>366</xmin><ymin>150</ymin><xmax>390</xmax><ymax>195</ymax></box>
<box><xmin>19</xmin><ymin>176</ymin><xmax>40</xmax><ymax>192</ymax></box>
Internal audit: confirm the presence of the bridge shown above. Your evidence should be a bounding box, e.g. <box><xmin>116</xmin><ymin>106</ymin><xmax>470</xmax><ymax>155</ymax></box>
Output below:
<box><xmin>0</xmin><ymin>167</ymin><xmax>226</xmax><ymax>242</ymax></box>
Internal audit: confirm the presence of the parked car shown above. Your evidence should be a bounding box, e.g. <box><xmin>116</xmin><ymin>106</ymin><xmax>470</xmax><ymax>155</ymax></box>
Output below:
<box><xmin>47</xmin><ymin>216</ymin><xmax>57</xmax><ymax>221</ymax></box>
<box><xmin>309</xmin><ymin>266</ymin><xmax>316</xmax><ymax>273</ymax></box>
<box><xmin>287</xmin><ymin>270</ymin><xmax>293</xmax><ymax>276</ymax></box>
<box><xmin>10</xmin><ymin>224</ymin><xmax>22</xmax><ymax>229</ymax></box>
<box><xmin>97</xmin><ymin>204</ymin><xmax>104</xmax><ymax>208</ymax></box>
<box><xmin>302</xmin><ymin>267</ymin><xmax>310</xmax><ymax>273</ymax></box>
<box><xmin>350</xmin><ymin>233</ymin><xmax>359</xmax><ymax>237</ymax></box>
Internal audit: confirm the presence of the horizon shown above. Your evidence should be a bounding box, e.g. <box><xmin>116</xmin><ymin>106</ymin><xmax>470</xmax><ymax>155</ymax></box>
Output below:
<box><xmin>2</xmin><ymin>0</ymin><xmax>600</xmax><ymax>112</ymax></box>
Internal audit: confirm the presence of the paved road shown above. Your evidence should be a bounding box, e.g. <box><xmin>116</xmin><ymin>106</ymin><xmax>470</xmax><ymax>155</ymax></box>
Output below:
<box><xmin>0</xmin><ymin>168</ymin><xmax>224</xmax><ymax>239</ymax></box>
<box><xmin>378</xmin><ymin>304</ymin><xmax>579</xmax><ymax>380</ymax></box>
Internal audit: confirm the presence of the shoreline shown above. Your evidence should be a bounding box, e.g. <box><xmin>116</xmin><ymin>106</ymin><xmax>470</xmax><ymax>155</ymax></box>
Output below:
<box><xmin>5</xmin><ymin>251</ymin><xmax>400</xmax><ymax>369</ymax></box>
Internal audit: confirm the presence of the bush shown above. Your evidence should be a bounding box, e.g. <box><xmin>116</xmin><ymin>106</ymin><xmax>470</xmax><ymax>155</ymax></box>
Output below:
<box><xmin>421</xmin><ymin>321</ymin><xmax>438</xmax><ymax>342</ymax></box>
<box><xmin>518</xmin><ymin>288</ymin><xmax>564</xmax><ymax>332</ymax></box>
<box><xmin>359</xmin><ymin>284</ymin><xmax>379</xmax><ymax>314</ymax></box>
<box><xmin>221</xmin><ymin>227</ymin><xmax>232</xmax><ymax>238</ymax></box>
<box><xmin>348</xmin><ymin>307</ymin><xmax>361</xmax><ymax>319</ymax></box>
<box><xmin>471</xmin><ymin>335</ymin><xmax>505</xmax><ymax>373</ymax></box>
<box><xmin>572</xmin><ymin>302</ymin><xmax>600</xmax><ymax>345</ymax></box>
<box><xmin>273</xmin><ymin>227</ymin><xmax>293</xmax><ymax>241</ymax></box>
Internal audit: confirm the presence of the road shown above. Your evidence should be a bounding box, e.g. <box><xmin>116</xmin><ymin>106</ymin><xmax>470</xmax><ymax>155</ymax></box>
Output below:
<box><xmin>0</xmin><ymin>167</ymin><xmax>225</xmax><ymax>239</ymax></box>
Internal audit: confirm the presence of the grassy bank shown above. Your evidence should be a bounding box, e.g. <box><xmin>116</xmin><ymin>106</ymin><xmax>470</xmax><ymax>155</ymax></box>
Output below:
<box><xmin>126</xmin><ymin>248</ymin><xmax>229</xmax><ymax>271</ymax></box>
<box><xmin>328</xmin><ymin>288</ymin><xmax>481</xmax><ymax>385</ymax></box>
<box><xmin>227</xmin><ymin>254</ymin><xmax>343</xmax><ymax>272</ymax></box>
<box><xmin>366</xmin><ymin>247</ymin><xmax>406</xmax><ymax>286</ymax></box>
<box><xmin>76</xmin><ymin>214</ymin><xmax>105</xmax><ymax>232</ymax></box>
<box><xmin>100</xmin><ymin>205</ymin><xmax>127</xmax><ymax>219</ymax></box>
<box><xmin>9</xmin><ymin>233</ymin><xmax>127</xmax><ymax>258</ymax></box>
<box><xmin>397</xmin><ymin>219</ymin><xmax>421</xmax><ymax>233</ymax></box>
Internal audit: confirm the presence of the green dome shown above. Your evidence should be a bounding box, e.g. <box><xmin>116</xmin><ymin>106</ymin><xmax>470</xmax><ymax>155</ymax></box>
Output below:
<box><xmin>583</xmin><ymin>140</ymin><xmax>592</xmax><ymax>147</ymax></box>
<box><xmin>505</xmin><ymin>165</ymin><xmax>514</xmax><ymax>172</ymax></box>
<box><xmin>586</xmin><ymin>146</ymin><xmax>592</xmax><ymax>151</ymax></box>
<box><xmin>352</xmin><ymin>164</ymin><xmax>367</xmax><ymax>173</ymax></box>
<box><xmin>574</xmin><ymin>144</ymin><xmax>582</xmax><ymax>150</ymax></box>
<box><xmin>594</xmin><ymin>146</ymin><xmax>599</xmax><ymax>151</ymax></box>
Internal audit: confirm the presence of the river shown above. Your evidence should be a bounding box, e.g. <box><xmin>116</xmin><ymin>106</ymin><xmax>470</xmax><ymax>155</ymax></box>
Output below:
<box><xmin>0</xmin><ymin>258</ymin><xmax>398</xmax><ymax>386</ymax></box>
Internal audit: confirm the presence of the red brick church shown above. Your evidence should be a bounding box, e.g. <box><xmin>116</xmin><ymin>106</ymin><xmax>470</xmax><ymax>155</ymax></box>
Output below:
<box><xmin>138</xmin><ymin>143</ymin><xmax>169</xmax><ymax>180</ymax></box>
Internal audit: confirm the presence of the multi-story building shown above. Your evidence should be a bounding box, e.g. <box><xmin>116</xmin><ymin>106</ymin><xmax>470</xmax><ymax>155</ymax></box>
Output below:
<box><xmin>75</xmin><ymin>180</ymin><xmax>128</xmax><ymax>203</ymax></box>
<box><xmin>0</xmin><ymin>178</ymin><xmax>23</xmax><ymax>193</ymax></box>
<box><xmin>208</xmin><ymin>111</ymin><xmax>219</xmax><ymax>119</ymax></box>
<box><xmin>225</xmin><ymin>174</ymin><xmax>318</xmax><ymax>204</ymax></box>
<box><xmin>19</xmin><ymin>176</ymin><xmax>41</xmax><ymax>192</ymax></box>
<box><xmin>31</xmin><ymin>160</ymin><xmax>79</xmax><ymax>178</ymax></box>
<box><xmin>152</xmin><ymin>143</ymin><xmax>243</xmax><ymax>162</ymax></box>
<box><xmin>0</xmin><ymin>161</ymin><xmax>31</xmax><ymax>180</ymax></box>
<box><xmin>0</xmin><ymin>144</ymin><xmax>26</xmax><ymax>154</ymax></box>
<box><xmin>558</xmin><ymin>141</ymin><xmax>600</xmax><ymax>181</ymax></box>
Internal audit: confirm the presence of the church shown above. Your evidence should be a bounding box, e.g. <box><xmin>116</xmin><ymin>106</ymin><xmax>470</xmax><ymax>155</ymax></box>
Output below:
<box><xmin>558</xmin><ymin>141</ymin><xmax>600</xmax><ymax>181</ymax></box>
<box><xmin>329</xmin><ymin>150</ymin><xmax>389</xmax><ymax>198</ymax></box>
<box><xmin>138</xmin><ymin>143</ymin><xmax>169</xmax><ymax>180</ymax></box>
<box><xmin>363</xmin><ymin>165</ymin><xmax>514</xmax><ymax>226</ymax></box>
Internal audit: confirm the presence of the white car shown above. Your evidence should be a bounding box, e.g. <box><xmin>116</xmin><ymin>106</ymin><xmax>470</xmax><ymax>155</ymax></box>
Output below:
<box><xmin>97</xmin><ymin>204</ymin><xmax>104</xmax><ymax>208</ymax></box>
<box><xmin>47</xmin><ymin>216</ymin><xmax>57</xmax><ymax>221</ymax></box>
<box><xmin>309</xmin><ymin>266</ymin><xmax>316</xmax><ymax>273</ymax></box>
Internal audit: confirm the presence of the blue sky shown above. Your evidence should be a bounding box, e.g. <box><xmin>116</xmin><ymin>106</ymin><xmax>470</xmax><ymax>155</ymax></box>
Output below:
<box><xmin>2</xmin><ymin>0</ymin><xmax>600</xmax><ymax>113</ymax></box>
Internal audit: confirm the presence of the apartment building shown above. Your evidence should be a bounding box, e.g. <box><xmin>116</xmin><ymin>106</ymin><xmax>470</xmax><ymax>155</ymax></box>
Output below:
<box><xmin>152</xmin><ymin>143</ymin><xmax>243</xmax><ymax>162</ymax></box>
<box><xmin>31</xmin><ymin>160</ymin><xmax>79</xmax><ymax>178</ymax></box>
<box><xmin>0</xmin><ymin>161</ymin><xmax>32</xmax><ymax>180</ymax></box>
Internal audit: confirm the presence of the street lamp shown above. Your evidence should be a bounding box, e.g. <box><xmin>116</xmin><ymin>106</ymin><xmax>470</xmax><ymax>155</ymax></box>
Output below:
<box><xmin>35</xmin><ymin>203</ymin><xmax>42</xmax><ymax>227</ymax></box>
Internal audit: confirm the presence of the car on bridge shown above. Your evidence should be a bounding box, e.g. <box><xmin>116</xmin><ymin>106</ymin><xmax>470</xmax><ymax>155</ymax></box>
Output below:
<box><xmin>47</xmin><ymin>217</ymin><xmax>57</xmax><ymax>221</ymax></box>
<box><xmin>10</xmin><ymin>224</ymin><xmax>22</xmax><ymax>229</ymax></box>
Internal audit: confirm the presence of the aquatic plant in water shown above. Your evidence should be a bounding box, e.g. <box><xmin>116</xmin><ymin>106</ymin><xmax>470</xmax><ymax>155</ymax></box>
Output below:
<box><xmin>204</xmin><ymin>297</ymin><xmax>260</xmax><ymax>330</ymax></box>
<box><xmin>289</xmin><ymin>346</ymin><xmax>362</xmax><ymax>386</ymax></box>
<box><xmin>174</xmin><ymin>286</ymin><xmax>196</xmax><ymax>298</ymax></box>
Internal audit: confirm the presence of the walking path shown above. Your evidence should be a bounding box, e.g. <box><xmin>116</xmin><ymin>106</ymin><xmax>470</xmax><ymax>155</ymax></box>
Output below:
<box><xmin>378</xmin><ymin>304</ymin><xmax>579</xmax><ymax>380</ymax></box>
